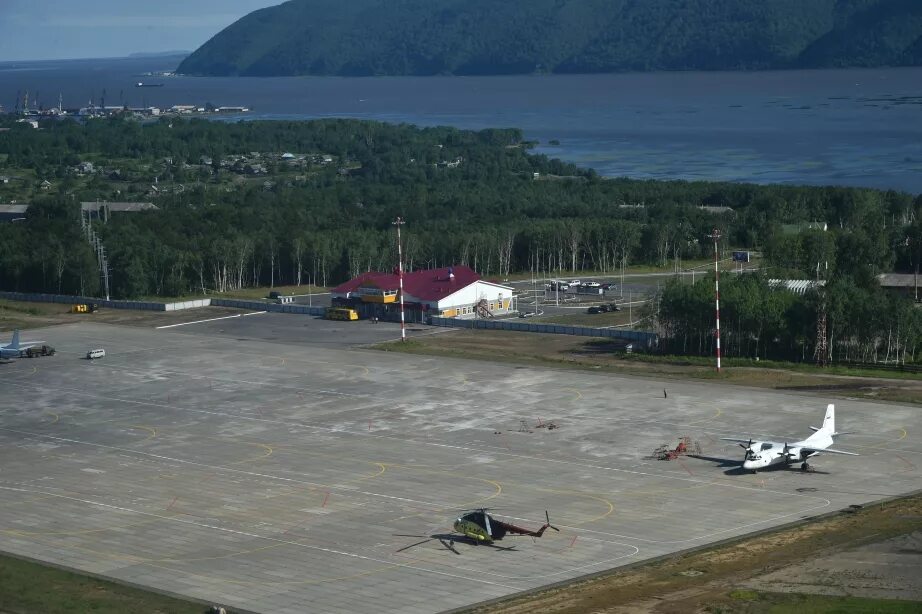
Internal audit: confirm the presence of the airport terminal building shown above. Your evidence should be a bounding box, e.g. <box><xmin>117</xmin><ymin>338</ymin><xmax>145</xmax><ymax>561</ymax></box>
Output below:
<box><xmin>331</xmin><ymin>265</ymin><xmax>515</xmax><ymax>322</ymax></box>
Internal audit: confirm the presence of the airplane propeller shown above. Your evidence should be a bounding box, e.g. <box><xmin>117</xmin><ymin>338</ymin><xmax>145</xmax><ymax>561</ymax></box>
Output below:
<box><xmin>545</xmin><ymin>510</ymin><xmax>559</xmax><ymax>533</ymax></box>
<box><xmin>737</xmin><ymin>438</ymin><xmax>753</xmax><ymax>461</ymax></box>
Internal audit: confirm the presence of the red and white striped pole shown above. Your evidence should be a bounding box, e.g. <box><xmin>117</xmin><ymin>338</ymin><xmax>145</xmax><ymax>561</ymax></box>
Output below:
<box><xmin>709</xmin><ymin>228</ymin><xmax>722</xmax><ymax>372</ymax></box>
<box><xmin>393</xmin><ymin>217</ymin><xmax>407</xmax><ymax>342</ymax></box>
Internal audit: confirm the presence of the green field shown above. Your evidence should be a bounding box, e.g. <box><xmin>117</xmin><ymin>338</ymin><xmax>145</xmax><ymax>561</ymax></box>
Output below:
<box><xmin>0</xmin><ymin>553</ymin><xmax>204</xmax><ymax>614</ymax></box>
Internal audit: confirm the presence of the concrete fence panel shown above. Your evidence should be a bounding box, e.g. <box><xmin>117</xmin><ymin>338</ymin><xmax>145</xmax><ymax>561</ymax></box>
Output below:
<box><xmin>428</xmin><ymin>316</ymin><xmax>658</xmax><ymax>349</ymax></box>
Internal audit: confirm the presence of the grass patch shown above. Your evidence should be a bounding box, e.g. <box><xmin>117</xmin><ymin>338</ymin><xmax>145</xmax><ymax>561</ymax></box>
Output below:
<box><xmin>729</xmin><ymin>589</ymin><xmax>760</xmax><ymax>601</ymax></box>
<box><xmin>534</xmin><ymin>309</ymin><xmax>639</xmax><ymax>327</ymax></box>
<box><xmin>0</xmin><ymin>552</ymin><xmax>205</xmax><ymax>614</ymax></box>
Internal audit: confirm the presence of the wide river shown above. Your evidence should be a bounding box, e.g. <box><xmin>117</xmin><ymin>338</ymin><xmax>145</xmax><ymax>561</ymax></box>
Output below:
<box><xmin>2</xmin><ymin>55</ymin><xmax>920</xmax><ymax>193</ymax></box>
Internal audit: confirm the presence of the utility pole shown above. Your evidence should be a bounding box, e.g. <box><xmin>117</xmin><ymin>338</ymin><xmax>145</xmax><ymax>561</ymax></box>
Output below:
<box><xmin>393</xmin><ymin>217</ymin><xmax>406</xmax><ymax>341</ymax></box>
<box><xmin>708</xmin><ymin>228</ymin><xmax>722</xmax><ymax>372</ymax></box>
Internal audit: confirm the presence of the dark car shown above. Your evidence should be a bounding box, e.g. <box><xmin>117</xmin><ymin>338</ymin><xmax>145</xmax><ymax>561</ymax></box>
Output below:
<box><xmin>608</xmin><ymin>303</ymin><xmax>621</xmax><ymax>311</ymax></box>
<box><xmin>599</xmin><ymin>304</ymin><xmax>612</xmax><ymax>312</ymax></box>
<box><xmin>587</xmin><ymin>306</ymin><xmax>602</xmax><ymax>314</ymax></box>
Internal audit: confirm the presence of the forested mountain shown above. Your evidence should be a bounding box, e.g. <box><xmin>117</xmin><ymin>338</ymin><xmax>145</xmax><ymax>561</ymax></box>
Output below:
<box><xmin>177</xmin><ymin>0</ymin><xmax>922</xmax><ymax>77</ymax></box>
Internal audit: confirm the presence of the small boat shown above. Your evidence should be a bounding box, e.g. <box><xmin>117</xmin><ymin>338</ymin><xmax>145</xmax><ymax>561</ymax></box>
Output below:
<box><xmin>135</xmin><ymin>82</ymin><xmax>165</xmax><ymax>88</ymax></box>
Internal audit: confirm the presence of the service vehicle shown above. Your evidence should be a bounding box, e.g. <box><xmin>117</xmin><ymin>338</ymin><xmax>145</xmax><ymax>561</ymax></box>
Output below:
<box><xmin>86</xmin><ymin>348</ymin><xmax>106</xmax><ymax>360</ymax></box>
<box><xmin>326</xmin><ymin>307</ymin><xmax>359</xmax><ymax>321</ymax></box>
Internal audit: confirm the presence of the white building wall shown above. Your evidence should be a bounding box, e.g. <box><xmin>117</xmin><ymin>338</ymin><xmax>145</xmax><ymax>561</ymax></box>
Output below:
<box><xmin>422</xmin><ymin>281</ymin><xmax>514</xmax><ymax>317</ymax></box>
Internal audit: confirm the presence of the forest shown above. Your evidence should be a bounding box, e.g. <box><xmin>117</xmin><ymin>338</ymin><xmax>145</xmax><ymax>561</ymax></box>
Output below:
<box><xmin>177</xmin><ymin>0</ymin><xmax>922</xmax><ymax>77</ymax></box>
<box><xmin>2</xmin><ymin>115</ymin><xmax>921</xmax><ymax>362</ymax></box>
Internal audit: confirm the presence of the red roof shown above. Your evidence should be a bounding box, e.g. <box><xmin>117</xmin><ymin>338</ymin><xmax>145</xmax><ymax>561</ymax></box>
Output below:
<box><xmin>332</xmin><ymin>265</ymin><xmax>482</xmax><ymax>302</ymax></box>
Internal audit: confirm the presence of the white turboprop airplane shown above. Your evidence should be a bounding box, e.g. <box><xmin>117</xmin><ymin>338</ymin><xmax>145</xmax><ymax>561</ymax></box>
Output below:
<box><xmin>0</xmin><ymin>330</ymin><xmax>45</xmax><ymax>359</ymax></box>
<box><xmin>721</xmin><ymin>404</ymin><xmax>858</xmax><ymax>472</ymax></box>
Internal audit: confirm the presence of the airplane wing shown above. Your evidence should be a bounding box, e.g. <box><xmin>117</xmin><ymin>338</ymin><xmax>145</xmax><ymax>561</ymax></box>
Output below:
<box><xmin>803</xmin><ymin>447</ymin><xmax>859</xmax><ymax>456</ymax></box>
<box><xmin>719</xmin><ymin>437</ymin><xmax>754</xmax><ymax>444</ymax></box>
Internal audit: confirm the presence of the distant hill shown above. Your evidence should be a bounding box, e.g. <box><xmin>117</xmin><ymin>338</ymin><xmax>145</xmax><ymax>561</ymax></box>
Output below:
<box><xmin>178</xmin><ymin>0</ymin><xmax>922</xmax><ymax>77</ymax></box>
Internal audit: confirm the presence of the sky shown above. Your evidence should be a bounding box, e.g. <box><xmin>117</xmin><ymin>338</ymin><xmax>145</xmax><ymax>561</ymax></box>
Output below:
<box><xmin>0</xmin><ymin>0</ymin><xmax>281</xmax><ymax>62</ymax></box>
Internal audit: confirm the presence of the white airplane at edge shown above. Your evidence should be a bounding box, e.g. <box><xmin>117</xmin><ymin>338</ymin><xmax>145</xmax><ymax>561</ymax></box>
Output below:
<box><xmin>721</xmin><ymin>404</ymin><xmax>858</xmax><ymax>472</ymax></box>
<box><xmin>0</xmin><ymin>330</ymin><xmax>45</xmax><ymax>359</ymax></box>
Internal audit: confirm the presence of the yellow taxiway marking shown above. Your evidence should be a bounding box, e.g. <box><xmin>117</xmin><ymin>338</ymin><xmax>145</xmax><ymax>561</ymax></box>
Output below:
<box><xmin>689</xmin><ymin>406</ymin><xmax>722</xmax><ymax>425</ymax></box>
<box><xmin>523</xmin><ymin>485</ymin><xmax>614</xmax><ymax>526</ymax></box>
<box><xmin>127</xmin><ymin>425</ymin><xmax>158</xmax><ymax>442</ymax></box>
<box><xmin>562</xmin><ymin>387</ymin><xmax>582</xmax><ymax>401</ymax></box>
<box><xmin>43</xmin><ymin>412</ymin><xmax>60</xmax><ymax>425</ymax></box>
<box><xmin>229</xmin><ymin>442</ymin><xmax>275</xmax><ymax>465</ymax></box>
<box><xmin>850</xmin><ymin>427</ymin><xmax>910</xmax><ymax>453</ymax></box>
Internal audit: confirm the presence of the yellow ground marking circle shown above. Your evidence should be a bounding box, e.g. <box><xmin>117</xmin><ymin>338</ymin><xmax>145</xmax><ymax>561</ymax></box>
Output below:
<box><xmin>562</xmin><ymin>387</ymin><xmax>582</xmax><ymax>401</ymax></box>
<box><xmin>688</xmin><ymin>406</ymin><xmax>722</xmax><ymax>425</ymax></box>
<box><xmin>511</xmin><ymin>485</ymin><xmax>614</xmax><ymax>526</ymax></box>
<box><xmin>43</xmin><ymin>412</ymin><xmax>60</xmax><ymax>425</ymax></box>
<box><xmin>391</xmin><ymin>462</ymin><xmax>503</xmax><ymax>509</ymax></box>
<box><xmin>228</xmin><ymin>443</ymin><xmax>274</xmax><ymax>465</ymax></box>
<box><xmin>848</xmin><ymin>427</ymin><xmax>909</xmax><ymax>453</ymax></box>
<box><xmin>127</xmin><ymin>425</ymin><xmax>157</xmax><ymax>442</ymax></box>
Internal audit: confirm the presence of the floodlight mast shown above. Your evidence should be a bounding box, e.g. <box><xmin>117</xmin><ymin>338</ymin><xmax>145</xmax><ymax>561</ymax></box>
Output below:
<box><xmin>708</xmin><ymin>228</ymin><xmax>722</xmax><ymax>372</ymax></box>
<box><xmin>393</xmin><ymin>217</ymin><xmax>406</xmax><ymax>342</ymax></box>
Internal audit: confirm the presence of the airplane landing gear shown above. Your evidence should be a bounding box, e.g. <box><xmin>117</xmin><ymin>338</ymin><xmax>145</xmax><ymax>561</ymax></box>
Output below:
<box><xmin>801</xmin><ymin>462</ymin><xmax>812</xmax><ymax>472</ymax></box>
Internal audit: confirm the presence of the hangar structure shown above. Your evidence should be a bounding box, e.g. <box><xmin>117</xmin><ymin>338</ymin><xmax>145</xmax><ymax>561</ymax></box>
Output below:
<box><xmin>331</xmin><ymin>265</ymin><xmax>515</xmax><ymax>322</ymax></box>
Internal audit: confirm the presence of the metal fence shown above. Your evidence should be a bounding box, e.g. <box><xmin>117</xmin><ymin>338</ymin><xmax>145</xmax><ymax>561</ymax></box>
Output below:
<box><xmin>0</xmin><ymin>291</ymin><xmax>328</xmax><ymax>316</ymax></box>
<box><xmin>0</xmin><ymin>291</ymin><xmax>170</xmax><ymax>311</ymax></box>
<box><xmin>429</xmin><ymin>316</ymin><xmax>659</xmax><ymax>349</ymax></box>
<box><xmin>210</xmin><ymin>298</ymin><xmax>325</xmax><ymax>316</ymax></box>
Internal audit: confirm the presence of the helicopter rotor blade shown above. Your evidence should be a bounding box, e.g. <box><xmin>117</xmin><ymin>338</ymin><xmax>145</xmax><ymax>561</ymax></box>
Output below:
<box><xmin>438</xmin><ymin>538</ymin><xmax>461</xmax><ymax>555</ymax></box>
<box><xmin>396</xmin><ymin>538</ymin><xmax>433</xmax><ymax>553</ymax></box>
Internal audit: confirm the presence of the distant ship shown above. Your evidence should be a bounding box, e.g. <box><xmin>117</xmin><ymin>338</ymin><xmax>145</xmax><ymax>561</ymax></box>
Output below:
<box><xmin>135</xmin><ymin>82</ymin><xmax>165</xmax><ymax>88</ymax></box>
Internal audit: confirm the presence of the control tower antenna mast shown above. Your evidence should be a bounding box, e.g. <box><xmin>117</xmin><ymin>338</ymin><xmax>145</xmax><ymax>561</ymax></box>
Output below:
<box><xmin>392</xmin><ymin>217</ymin><xmax>407</xmax><ymax>342</ymax></box>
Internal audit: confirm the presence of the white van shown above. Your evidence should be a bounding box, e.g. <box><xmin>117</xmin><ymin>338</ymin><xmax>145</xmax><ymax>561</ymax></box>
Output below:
<box><xmin>86</xmin><ymin>349</ymin><xmax>106</xmax><ymax>360</ymax></box>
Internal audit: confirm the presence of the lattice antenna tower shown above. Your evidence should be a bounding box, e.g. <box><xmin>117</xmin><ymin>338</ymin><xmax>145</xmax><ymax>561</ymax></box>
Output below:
<box><xmin>814</xmin><ymin>261</ymin><xmax>828</xmax><ymax>366</ymax></box>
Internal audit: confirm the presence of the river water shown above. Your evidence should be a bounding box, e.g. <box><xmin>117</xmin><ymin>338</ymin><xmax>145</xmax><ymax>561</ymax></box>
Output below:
<box><xmin>1</xmin><ymin>55</ymin><xmax>920</xmax><ymax>193</ymax></box>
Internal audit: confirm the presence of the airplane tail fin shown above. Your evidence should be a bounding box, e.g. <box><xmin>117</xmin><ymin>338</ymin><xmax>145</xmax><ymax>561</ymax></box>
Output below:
<box><xmin>808</xmin><ymin>404</ymin><xmax>835</xmax><ymax>439</ymax></box>
<box><xmin>9</xmin><ymin>330</ymin><xmax>20</xmax><ymax>349</ymax></box>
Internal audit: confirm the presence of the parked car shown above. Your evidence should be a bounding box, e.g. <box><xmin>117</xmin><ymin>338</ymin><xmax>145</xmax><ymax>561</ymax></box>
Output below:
<box><xmin>587</xmin><ymin>306</ymin><xmax>602</xmax><ymax>314</ymax></box>
<box><xmin>583</xmin><ymin>281</ymin><xmax>601</xmax><ymax>288</ymax></box>
<box><xmin>599</xmin><ymin>304</ymin><xmax>612</xmax><ymax>313</ymax></box>
<box><xmin>608</xmin><ymin>303</ymin><xmax>621</xmax><ymax>311</ymax></box>
<box><xmin>570</xmin><ymin>279</ymin><xmax>581</xmax><ymax>286</ymax></box>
